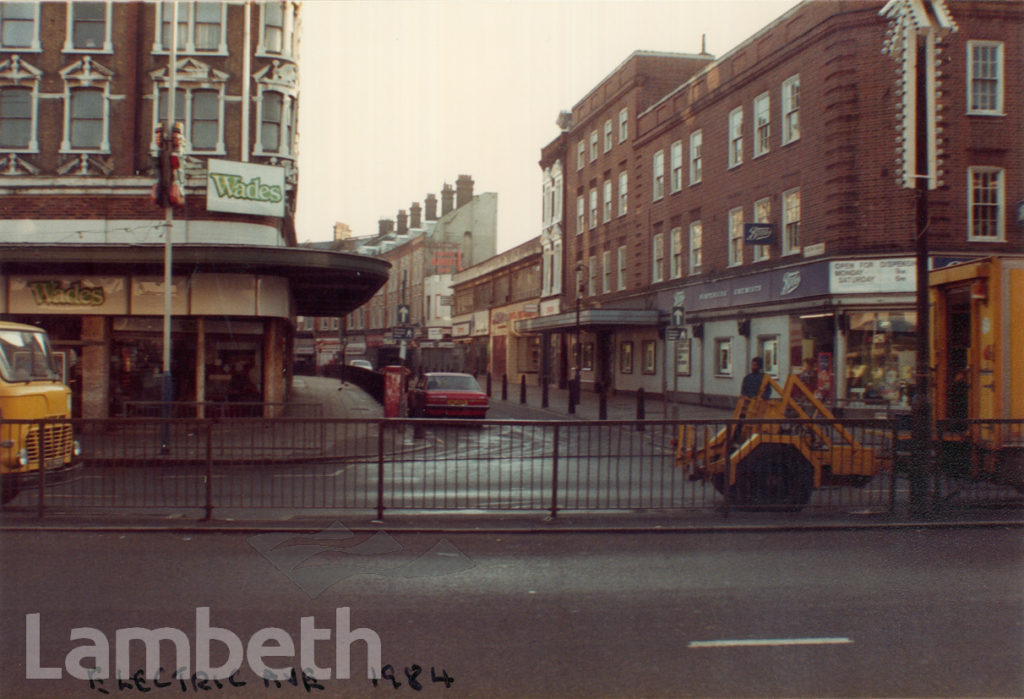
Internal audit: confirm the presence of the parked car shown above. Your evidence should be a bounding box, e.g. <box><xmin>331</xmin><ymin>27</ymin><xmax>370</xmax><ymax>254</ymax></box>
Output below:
<box><xmin>407</xmin><ymin>372</ymin><xmax>488</xmax><ymax>418</ymax></box>
<box><xmin>348</xmin><ymin>359</ymin><xmax>373</xmax><ymax>370</ymax></box>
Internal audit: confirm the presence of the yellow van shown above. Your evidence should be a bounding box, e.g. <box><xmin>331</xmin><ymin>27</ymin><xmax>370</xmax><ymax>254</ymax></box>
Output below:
<box><xmin>0</xmin><ymin>320</ymin><xmax>80</xmax><ymax>503</ymax></box>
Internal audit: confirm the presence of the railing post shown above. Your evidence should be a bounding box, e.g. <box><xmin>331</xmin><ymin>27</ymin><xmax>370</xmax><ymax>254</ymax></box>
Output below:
<box><xmin>550</xmin><ymin>424</ymin><xmax>560</xmax><ymax>519</ymax></box>
<box><xmin>375</xmin><ymin>420</ymin><xmax>385</xmax><ymax>522</ymax></box>
<box><xmin>204</xmin><ymin>420</ymin><xmax>214</xmax><ymax>520</ymax></box>
<box><xmin>520</xmin><ymin>375</ymin><xmax>527</xmax><ymax>404</ymax></box>
<box><xmin>636</xmin><ymin>388</ymin><xmax>646</xmax><ymax>431</ymax></box>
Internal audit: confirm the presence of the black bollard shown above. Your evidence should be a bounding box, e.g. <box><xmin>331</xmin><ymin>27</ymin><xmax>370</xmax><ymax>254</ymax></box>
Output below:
<box><xmin>486</xmin><ymin>372</ymin><xmax>492</xmax><ymax>397</ymax></box>
<box><xmin>542</xmin><ymin>380</ymin><xmax>549</xmax><ymax>408</ymax></box>
<box><xmin>501</xmin><ymin>373</ymin><xmax>508</xmax><ymax>401</ymax></box>
<box><xmin>636</xmin><ymin>387</ymin><xmax>645</xmax><ymax>431</ymax></box>
<box><xmin>598</xmin><ymin>382</ymin><xmax>607</xmax><ymax>420</ymax></box>
<box><xmin>568</xmin><ymin>377</ymin><xmax>576</xmax><ymax>415</ymax></box>
<box><xmin>520</xmin><ymin>374</ymin><xmax>527</xmax><ymax>404</ymax></box>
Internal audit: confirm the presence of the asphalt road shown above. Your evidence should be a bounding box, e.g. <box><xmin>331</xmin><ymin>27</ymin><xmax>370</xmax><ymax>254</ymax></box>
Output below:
<box><xmin>1</xmin><ymin>526</ymin><xmax>1021</xmax><ymax>697</ymax></box>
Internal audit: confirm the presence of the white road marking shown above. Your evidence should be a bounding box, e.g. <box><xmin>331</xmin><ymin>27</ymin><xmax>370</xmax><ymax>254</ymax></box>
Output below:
<box><xmin>688</xmin><ymin>637</ymin><xmax>853</xmax><ymax>648</ymax></box>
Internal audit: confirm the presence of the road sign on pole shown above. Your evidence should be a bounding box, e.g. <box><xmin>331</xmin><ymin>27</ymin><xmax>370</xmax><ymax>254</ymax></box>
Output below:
<box><xmin>397</xmin><ymin>304</ymin><xmax>411</xmax><ymax>325</ymax></box>
<box><xmin>672</xmin><ymin>306</ymin><xmax>685</xmax><ymax>327</ymax></box>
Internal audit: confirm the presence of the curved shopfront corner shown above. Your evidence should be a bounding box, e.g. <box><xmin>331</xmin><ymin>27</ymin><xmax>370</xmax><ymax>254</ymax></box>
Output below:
<box><xmin>0</xmin><ymin>244</ymin><xmax>389</xmax><ymax>418</ymax></box>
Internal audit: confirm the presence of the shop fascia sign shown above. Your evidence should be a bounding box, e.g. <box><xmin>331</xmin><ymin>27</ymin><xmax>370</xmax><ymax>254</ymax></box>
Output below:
<box><xmin>26</xmin><ymin>280</ymin><xmax>105</xmax><ymax>306</ymax></box>
<box><xmin>206</xmin><ymin>159</ymin><xmax>285</xmax><ymax>217</ymax></box>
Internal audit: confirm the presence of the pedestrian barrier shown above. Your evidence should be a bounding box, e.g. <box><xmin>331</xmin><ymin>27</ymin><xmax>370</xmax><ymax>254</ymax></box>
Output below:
<box><xmin>1</xmin><ymin>416</ymin><xmax>1020</xmax><ymax>519</ymax></box>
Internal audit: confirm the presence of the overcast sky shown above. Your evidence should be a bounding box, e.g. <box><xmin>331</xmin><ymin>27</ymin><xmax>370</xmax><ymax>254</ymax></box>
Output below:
<box><xmin>294</xmin><ymin>0</ymin><xmax>801</xmax><ymax>252</ymax></box>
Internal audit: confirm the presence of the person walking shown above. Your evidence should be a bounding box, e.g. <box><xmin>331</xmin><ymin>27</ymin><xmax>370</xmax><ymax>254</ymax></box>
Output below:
<box><xmin>741</xmin><ymin>356</ymin><xmax>771</xmax><ymax>399</ymax></box>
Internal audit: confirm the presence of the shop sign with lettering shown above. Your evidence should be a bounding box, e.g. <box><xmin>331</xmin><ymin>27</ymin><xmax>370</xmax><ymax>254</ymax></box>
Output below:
<box><xmin>10</xmin><ymin>277</ymin><xmax>127</xmax><ymax>315</ymax></box>
<box><xmin>206</xmin><ymin>159</ymin><xmax>285</xmax><ymax>218</ymax></box>
<box><xmin>829</xmin><ymin>258</ymin><xmax>915</xmax><ymax>293</ymax></box>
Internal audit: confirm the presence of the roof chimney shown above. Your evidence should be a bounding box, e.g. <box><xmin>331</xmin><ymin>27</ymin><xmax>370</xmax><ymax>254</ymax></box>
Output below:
<box><xmin>396</xmin><ymin>209</ymin><xmax>408</xmax><ymax>235</ymax></box>
<box><xmin>455</xmin><ymin>174</ymin><xmax>474</xmax><ymax>209</ymax></box>
<box><xmin>410</xmin><ymin>202</ymin><xmax>422</xmax><ymax>229</ymax></box>
<box><xmin>441</xmin><ymin>184</ymin><xmax>455</xmax><ymax>216</ymax></box>
<box><xmin>378</xmin><ymin>218</ymin><xmax>394</xmax><ymax>237</ymax></box>
<box><xmin>425</xmin><ymin>194</ymin><xmax>438</xmax><ymax>221</ymax></box>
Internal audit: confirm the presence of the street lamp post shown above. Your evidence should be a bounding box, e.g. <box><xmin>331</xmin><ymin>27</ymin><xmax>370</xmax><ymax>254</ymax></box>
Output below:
<box><xmin>571</xmin><ymin>263</ymin><xmax>584</xmax><ymax>413</ymax></box>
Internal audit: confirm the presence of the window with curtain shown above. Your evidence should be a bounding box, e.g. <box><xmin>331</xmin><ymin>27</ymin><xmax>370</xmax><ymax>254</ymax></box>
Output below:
<box><xmin>70</xmin><ymin>87</ymin><xmax>103</xmax><ymax>149</ymax></box>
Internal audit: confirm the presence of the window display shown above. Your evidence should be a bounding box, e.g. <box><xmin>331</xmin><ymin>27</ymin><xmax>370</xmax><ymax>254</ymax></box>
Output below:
<box><xmin>844</xmin><ymin>311</ymin><xmax>916</xmax><ymax>407</ymax></box>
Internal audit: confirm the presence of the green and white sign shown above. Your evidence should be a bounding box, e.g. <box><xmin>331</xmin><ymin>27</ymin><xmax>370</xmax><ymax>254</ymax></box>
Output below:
<box><xmin>206</xmin><ymin>159</ymin><xmax>285</xmax><ymax>218</ymax></box>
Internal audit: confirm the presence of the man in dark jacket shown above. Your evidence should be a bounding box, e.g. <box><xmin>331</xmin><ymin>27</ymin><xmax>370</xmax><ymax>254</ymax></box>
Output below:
<box><xmin>741</xmin><ymin>357</ymin><xmax>771</xmax><ymax>399</ymax></box>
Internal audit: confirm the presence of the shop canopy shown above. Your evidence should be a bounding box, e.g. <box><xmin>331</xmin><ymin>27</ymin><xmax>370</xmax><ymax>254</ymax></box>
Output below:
<box><xmin>0</xmin><ymin>243</ymin><xmax>390</xmax><ymax>318</ymax></box>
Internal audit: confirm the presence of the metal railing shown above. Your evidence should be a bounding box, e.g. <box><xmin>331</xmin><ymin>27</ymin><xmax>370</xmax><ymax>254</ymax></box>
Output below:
<box><xmin>2</xmin><ymin>416</ymin><xmax>1021</xmax><ymax>520</ymax></box>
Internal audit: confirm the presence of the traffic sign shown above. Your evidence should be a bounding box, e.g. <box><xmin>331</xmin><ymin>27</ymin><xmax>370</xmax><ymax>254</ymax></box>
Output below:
<box><xmin>666</xmin><ymin>327</ymin><xmax>688</xmax><ymax>342</ymax></box>
<box><xmin>397</xmin><ymin>304</ymin><xmax>411</xmax><ymax>325</ymax></box>
<box><xmin>671</xmin><ymin>306</ymin><xmax>686</xmax><ymax>327</ymax></box>
<box><xmin>392</xmin><ymin>327</ymin><xmax>414</xmax><ymax>340</ymax></box>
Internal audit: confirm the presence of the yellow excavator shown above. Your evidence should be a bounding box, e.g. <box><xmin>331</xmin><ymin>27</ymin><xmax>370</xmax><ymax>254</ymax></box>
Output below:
<box><xmin>674</xmin><ymin>373</ymin><xmax>891</xmax><ymax>510</ymax></box>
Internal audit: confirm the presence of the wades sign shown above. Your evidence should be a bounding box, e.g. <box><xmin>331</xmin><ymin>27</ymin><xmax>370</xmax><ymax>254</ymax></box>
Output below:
<box><xmin>206</xmin><ymin>159</ymin><xmax>285</xmax><ymax>218</ymax></box>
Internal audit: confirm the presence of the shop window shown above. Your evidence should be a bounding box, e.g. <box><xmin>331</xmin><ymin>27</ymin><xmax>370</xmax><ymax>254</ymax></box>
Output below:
<box><xmin>642</xmin><ymin>341</ymin><xmax>656</xmax><ymax>375</ymax></box>
<box><xmin>844</xmin><ymin>311</ymin><xmax>916</xmax><ymax>406</ymax></box>
<box><xmin>758</xmin><ymin>336</ymin><xmax>779</xmax><ymax>377</ymax></box>
<box><xmin>620</xmin><ymin>341</ymin><xmax>633</xmax><ymax>374</ymax></box>
<box><xmin>714</xmin><ymin>338</ymin><xmax>733</xmax><ymax>376</ymax></box>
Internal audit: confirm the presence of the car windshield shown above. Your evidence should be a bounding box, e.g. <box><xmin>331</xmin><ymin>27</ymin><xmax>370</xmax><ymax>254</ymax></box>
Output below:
<box><xmin>0</xmin><ymin>329</ymin><xmax>58</xmax><ymax>382</ymax></box>
<box><xmin>429</xmin><ymin>375</ymin><xmax>481</xmax><ymax>391</ymax></box>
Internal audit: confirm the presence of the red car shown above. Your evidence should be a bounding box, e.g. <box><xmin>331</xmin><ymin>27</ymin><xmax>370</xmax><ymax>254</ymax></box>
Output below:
<box><xmin>408</xmin><ymin>372</ymin><xmax>488</xmax><ymax>418</ymax></box>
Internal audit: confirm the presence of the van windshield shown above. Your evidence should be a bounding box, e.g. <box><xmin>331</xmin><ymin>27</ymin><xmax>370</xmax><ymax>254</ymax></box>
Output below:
<box><xmin>0</xmin><ymin>329</ymin><xmax>58</xmax><ymax>382</ymax></box>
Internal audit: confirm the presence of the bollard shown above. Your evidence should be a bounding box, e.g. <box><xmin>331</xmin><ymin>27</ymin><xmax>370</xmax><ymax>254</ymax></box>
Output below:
<box><xmin>542</xmin><ymin>380</ymin><xmax>549</xmax><ymax>408</ymax></box>
<box><xmin>598</xmin><ymin>382</ymin><xmax>607</xmax><ymax>420</ymax></box>
<box><xmin>567</xmin><ymin>377</ymin><xmax>576</xmax><ymax>415</ymax></box>
<box><xmin>636</xmin><ymin>387</ymin><xmax>645</xmax><ymax>431</ymax></box>
<box><xmin>501</xmin><ymin>373</ymin><xmax>508</xmax><ymax>401</ymax></box>
<box><xmin>486</xmin><ymin>372</ymin><xmax>492</xmax><ymax>397</ymax></box>
<box><xmin>520</xmin><ymin>374</ymin><xmax>527</xmax><ymax>404</ymax></box>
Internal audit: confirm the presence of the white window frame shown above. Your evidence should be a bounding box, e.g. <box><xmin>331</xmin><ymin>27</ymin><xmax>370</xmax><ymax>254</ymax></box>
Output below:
<box><xmin>602</xmin><ymin>179</ymin><xmax>612</xmax><ymax>223</ymax></box>
<box><xmin>603</xmin><ymin>119</ymin><xmax>613</xmax><ymax>152</ymax></box>
<box><xmin>967</xmin><ymin>167</ymin><xmax>1005</xmax><ymax>241</ymax></box>
<box><xmin>689</xmin><ymin>130</ymin><xmax>702</xmax><ymax>184</ymax></box>
<box><xmin>782</xmin><ymin>188</ymin><xmax>801</xmax><ymax>255</ymax></box>
<box><xmin>156</xmin><ymin>84</ymin><xmax>226</xmax><ymax>155</ymax></box>
<box><xmin>618</xmin><ymin>171</ymin><xmax>628</xmax><ymax>216</ymax></box>
<box><xmin>652</xmin><ymin>232</ymin><xmax>664</xmax><ymax>283</ymax></box>
<box><xmin>63</xmin><ymin>0</ymin><xmax>113</xmax><ymax>53</ymax></box>
<box><xmin>62</xmin><ymin>84</ymin><xmax>110</xmax><ymax>153</ymax></box>
<box><xmin>589</xmin><ymin>130</ymin><xmax>598</xmax><ymax>162</ymax></box>
<box><xmin>154</xmin><ymin>1</ymin><xmax>229</xmax><ymax>55</ymax></box>
<box><xmin>967</xmin><ymin>41</ymin><xmax>1003</xmax><ymax>115</ymax></box>
<box><xmin>728</xmin><ymin>107</ymin><xmax>743</xmax><ymax>168</ymax></box>
<box><xmin>728</xmin><ymin>207</ymin><xmax>744</xmax><ymax>267</ymax></box>
<box><xmin>589</xmin><ymin>188</ymin><xmax>598</xmax><ymax>230</ymax></box>
<box><xmin>254</xmin><ymin>87</ymin><xmax>297</xmax><ymax>157</ymax></box>
<box><xmin>617</xmin><ymin>245</ymin><xmax>627</xmax><ymax>290</ymax></box>
<box><xmin>753</xmin><ymin>92</ymin><xmax>770</xmax><ymax>158</ymax></box>
<box><xmin>0</xmin><ymin>2</ymin><xmax>40</xmax><ymax>51</ymax></box>
<box><xmin>0</xmin><ymin>57</ymin><xmax>42</xmax><ymax>152</ymax></box>
<box><xmin>652</xmin><ymin>149</ymin><xmax>665</xmax><ymax>201</ymax></box>
<box><xmin>759</xmin><ymin>336</ymin><xmax>780</xmax><ymax>377</ymax></box>
<box><xmin>670</xmin><ymin>140</ymin><xmax>683</xmax><ymax>193</ymax></box>
<box><xmin>714</xmin><ymin>338</ymin><xmax>733</xmax><ymax>377</ymax></box>
<box><xmin>577</xmin><ymin>140</ymin><xmax>585</xmax><ymax>170</ymax></box>
<box><xmin>618</xmin><ymin>107</ymin><xmax>628</xmax><ymax>142</ymax></box>
<box><xmin>753</xmin><ymin>197</ymin><xmax>771</xmax><ymax>262</ymax></box>
<box><xmin>602</xmin><ymin>250</ymin><xmax>612</xmax><ymax>294</ymax></box>
<box><xmin>782</xmin><ymin>74</ymin><xmax>800</xmax><ymax>144</ymax></box>
<box><xmin>588</xmin><ymin>256</ymin><xmax>597</xmax><ymax>297</ymax></box>
<box><xmin>669</xmin><ymin>227</ymin><xmax>683</xmax><ymax>279</ymax></box>
<box><xmin>257</xmin><ymin>1</ymin><xmax>298</xmax><ymax>59</ymax></box>
<box><xmin>689</xmin><ymin>221</ymin><xmax>702</xmax><ymax>274</ymax></box>
<box><xmin>576</xmin><ymin>195</ymin><xmax>585</xmax><ymax>234</ymax></box>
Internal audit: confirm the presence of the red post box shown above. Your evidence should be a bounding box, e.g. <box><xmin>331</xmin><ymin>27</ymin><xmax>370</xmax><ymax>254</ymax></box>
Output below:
<box><xmin>383</xmin><ymin>365</ymin><xmax>409</xmax><ymax>417</ymax></box>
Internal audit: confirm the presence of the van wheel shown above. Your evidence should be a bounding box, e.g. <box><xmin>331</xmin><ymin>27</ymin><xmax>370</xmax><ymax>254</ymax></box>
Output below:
<box><xmin>734</xmin><ymin>443</ymin><xmax>814</xmax><ymax>511</ymax></box>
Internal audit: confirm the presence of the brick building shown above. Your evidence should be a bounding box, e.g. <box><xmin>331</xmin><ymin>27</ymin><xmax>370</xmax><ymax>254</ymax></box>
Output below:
<box><xmin>520</xmin><ymin>0</ymin><xmax>1022</xmax><ymax>411</ymax></box>
<box><xmin>0</xmin><ymin>1</ymin><xmax>387</xmax><ymax>416</ymax></box>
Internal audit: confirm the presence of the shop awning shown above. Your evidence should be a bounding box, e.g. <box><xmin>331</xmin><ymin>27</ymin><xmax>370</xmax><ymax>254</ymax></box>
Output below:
<box><xmin>0</xmin><ymin>243</ymin><xmax>390</xmax><ymax>318</ymax></box>
<box><xmin>514</xmin><ymin>308</ymin><xmax>660</xmax><ymax>333</ymax></box>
